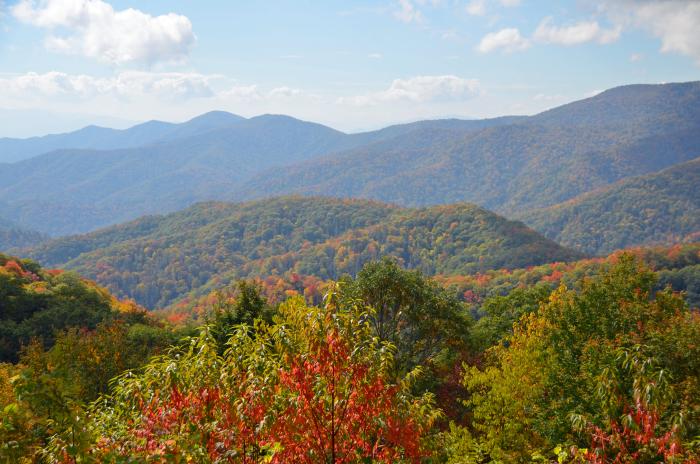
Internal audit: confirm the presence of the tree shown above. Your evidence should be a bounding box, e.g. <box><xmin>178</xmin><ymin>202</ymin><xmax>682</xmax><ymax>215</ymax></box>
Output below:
<box><xmin>206</xmin><ymin>280</ymin><xmax>272</xmax><ymax>353</ymax></box>
<box><xmin>342</xmin><ymin>258</ymin><xmax>471</xmax><ymax>377</ymax></box>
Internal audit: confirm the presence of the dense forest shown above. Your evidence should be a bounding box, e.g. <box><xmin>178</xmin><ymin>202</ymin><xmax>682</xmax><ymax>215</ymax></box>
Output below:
<box><xmin>158</xmin><ymin>242</ymin><xmax>700</xmax><ymax>327</ymax></box>
<box><xmin>25</xmin><ymin>197</ymin><xmax>581</xmax><ymax>309</ymax></box>
<box><xmin>520</xmin><ymin>157</ymin><xmax>700</xmax><ymax>254</ymax></box>
<box><xmin>1</xmin><ymin>246</ymin><xmax>698</xmax><ymax>462</ymax></box>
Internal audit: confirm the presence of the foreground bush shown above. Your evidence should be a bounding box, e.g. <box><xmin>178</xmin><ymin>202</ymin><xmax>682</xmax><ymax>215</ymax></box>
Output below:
<box><xmin>48</xmin><ymin>286</ymin><xmax>440</xmax><ymax>463</ymax></box>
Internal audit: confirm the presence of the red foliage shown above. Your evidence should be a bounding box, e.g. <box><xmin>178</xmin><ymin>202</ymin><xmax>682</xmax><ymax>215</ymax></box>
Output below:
<box><xmin>582</xmin><ymin>401</ymin><xmax>697</xmax><ymax>464</ymax></box>
<box><xmin>98</xmin><ymin>379</ymin><xmax>270</xmax><ymax>462</ymax></box>
<box><xmin>93</xmin><ymin>329</ymin><xmax>427</xmax><ymax>462</ymax></box>
<box><xmin>268</xmin><ymin>330</ymin><xmax>426</xmax><ymax>463</ymax></box>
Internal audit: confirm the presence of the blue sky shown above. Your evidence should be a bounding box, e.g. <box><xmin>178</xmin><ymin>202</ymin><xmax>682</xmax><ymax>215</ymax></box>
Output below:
<box><xmin>0</xmin><ymin>0</ymin><xmax>699</xmax><ymax>136</ymax></box>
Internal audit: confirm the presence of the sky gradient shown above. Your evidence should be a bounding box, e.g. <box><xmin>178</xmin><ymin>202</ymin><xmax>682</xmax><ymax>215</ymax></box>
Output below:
<box><xmin>1</xmin><ymin>0</ymin><xmax>699</xmax><ymax>136</ymax></box>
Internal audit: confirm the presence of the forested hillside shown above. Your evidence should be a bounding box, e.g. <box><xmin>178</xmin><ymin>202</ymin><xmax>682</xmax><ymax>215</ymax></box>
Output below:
<box><xmin>0</xmin><ymin>111</ymin><xmax>245</xmax><ymax>163</ymax></box>
<box><xmin>0</xmin><ymin>252</ymin><xmax>177</xmax><ymax>362</ymax></box>
<box><xmin>0</xmin><ymin>114</ymin><xmax>353</xmax><ymax>235</ymax></box>
<box><xmin>0</xmin><ymin>217</ymin><xmax>47</xmax><ymax>251</ymax></box>
<box><xmin>519</xmin><ymin>157</ymin><xmax>700</xmax><ymax>254</ymax></box>
<box><xmin>26</xmin><ymin>197</ymin><xmax>581</xmax><ymax>309</ymax></box>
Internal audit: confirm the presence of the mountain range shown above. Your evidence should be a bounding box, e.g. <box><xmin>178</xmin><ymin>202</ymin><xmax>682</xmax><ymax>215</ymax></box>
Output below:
<box><xmin>1</xmin><ymin>80</ymin><xmax>699</xmax><ymax>256</ymax></box>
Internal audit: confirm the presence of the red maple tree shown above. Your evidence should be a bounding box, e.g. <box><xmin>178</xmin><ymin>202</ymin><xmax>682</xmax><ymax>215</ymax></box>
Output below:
<box><xmin>268</xmin><ymin>329</ymin><xmax>426</xmax><ymax>463</ymax></box>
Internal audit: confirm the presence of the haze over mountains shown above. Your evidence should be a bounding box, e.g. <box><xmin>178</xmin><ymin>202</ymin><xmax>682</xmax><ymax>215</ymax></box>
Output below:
<box><xmin>1</xmin><ymin>80</ymin><xmax>699</xmax><ymax>256</ymax></box>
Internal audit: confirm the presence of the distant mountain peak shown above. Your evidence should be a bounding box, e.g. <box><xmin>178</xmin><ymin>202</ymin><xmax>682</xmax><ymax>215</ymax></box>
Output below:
<box><xmin>185</xmin><ymin>110</ymin><xmax>245</xmax><ymax>124</ymax></box>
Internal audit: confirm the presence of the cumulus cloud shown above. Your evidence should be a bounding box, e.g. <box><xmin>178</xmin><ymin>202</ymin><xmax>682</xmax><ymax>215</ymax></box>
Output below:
<box><xmin>533</xmin><ymin>17</ymin><xmax>621</xmax><ymax>45</ymax></box>
<box><xmin>12</xmin><ymin>0</ymin><xmax>195</xmax><ymax>66</ymax></box>
<box><xmin>0</xmin><ymin>71</ymin><xmax>217</xmax><ymax>100</ymax></box>
<box><xmin>599</xmin><ymin>0</ymin><xmax>700</xmax><ymax>65</ymax></box>
<box><xmin>477</xmin><ymin>28</ymin><xmax>530</xmax><ymax>53</ymax></box>
<box><xmin>337</xmin><ymin>75</ymin><xmax>480</xmax><ymax>106</ymax></box>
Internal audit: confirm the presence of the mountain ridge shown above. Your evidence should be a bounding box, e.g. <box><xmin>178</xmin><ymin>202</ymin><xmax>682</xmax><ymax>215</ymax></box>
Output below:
<box><xmin>518</xmin><ymin>157</ymin><xmax>700</xmax><ymax>255</ymax></box>
<box><xmin>26</xmin><ymin>196</ymin><xmax>583</xmax><ymax>309</ymax></box>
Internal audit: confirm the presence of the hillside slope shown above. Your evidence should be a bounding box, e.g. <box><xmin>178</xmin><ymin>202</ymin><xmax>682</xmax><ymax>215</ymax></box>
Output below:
<box><xmin>3</xmin><ymin>81</ymin><xmax>699</xmax><ymax>239</ymax></box>
<box><xmin>27</xmin><ymin>197</ymin><xmax>582</xmax><ymax>309</ymax></box>
<box><xmin>0</xmin><ymin>216</ymin><xmax>48</xmax><ymax>251</ymax></box>
<box><xmin>519</xmin><ymin>157</ymin><xmax>700</xmax><ymax>255</ymax></box>
<box><xmin>239</xmin><ymin>81</ymin><xmax>700</xmax><ymax>215</ymax></box>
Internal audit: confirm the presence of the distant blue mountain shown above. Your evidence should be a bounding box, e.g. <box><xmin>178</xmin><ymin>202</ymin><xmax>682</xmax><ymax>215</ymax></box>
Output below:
<box><xmin>0</xmin><ymin>81</ymin><xmax>698</xmax><ymax>239</ymax></box>
<box><xmin>0</xmin><ymin>111</ymin><xmax>245</xmax><ymax>163</ymax></box>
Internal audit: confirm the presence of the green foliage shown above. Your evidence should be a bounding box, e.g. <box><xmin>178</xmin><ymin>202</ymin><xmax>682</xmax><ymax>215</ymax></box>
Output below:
<box><xmin>205</xmin><ymin>280</ymin><xmax>274</xmax><ymax>353</ymax></box>
<box><xmin>29</xmin><ymin>197</ymin><xmax>581</xmax><ymax>310</ymax></box>
<box><xmin>0</xmin><ymin>253</ymin><xmax>130</xmax><ymax>362</ymax></box>
<box><xmin>56</xmin><ymin>290</ymin><xmax>441</xmax><ymax>463</ymax></box>
<box><xmin>469</xmin><ymin>284</ymin><xmax>552</xmax><ymax>352</ymax></box>
<box><xmin>0</xmin><ymin>320</ymin><xmax>183</xmax><ymax>462</ymax></box>
<box><xmin>454</xmin><ymin>255</ymin><xmax>700</xmax><ymax>462</ymax></box>
<box><xmin>521</xmin><ymin>157</ymin><xmax>700</xmax><ymax>255</ymax></box>
<box><xmin>340</xmin><ymin>258</ymin><xmax>471</xmax><ymax>376</ymax></box>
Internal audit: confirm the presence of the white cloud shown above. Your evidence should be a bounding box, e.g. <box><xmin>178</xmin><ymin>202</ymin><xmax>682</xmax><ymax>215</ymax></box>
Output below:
<box><xmin>393</xmin><ymin>0</ymin><xmax>424</xmax><ymax>23</ymax></box>
<box><xmin>533</xmin><ymin>17</ymin><xmax>621</xmax><ymax>45</ymax></box>
<box><xmin>477</xmin><ymin>28</ymin><xmax>530</xmax><ymax>53</ymax></box>
<box><xmin>368</xmin><ymin>52</ymin><xmax>383</xmax><ymax>59</ymax></box>
<box><xmin>337</xmin><ymin>75</ymin><xmax>480</xmax><ymax>106</ymax></box>
<box><xmin>220</xmin><ymin>84</ymin><xmax>261</xmax><ymax>101</ymax></box>
<box><xmin>0</xmin><ymin>71</ymin><xmax>217</xmax><ymax>100</ymax></box>
<box><xmin>466</xmin><ymin>0</ymin><xmax>486</xmax><ymax>16</ymax></box>
<box><xmin>599</xmin><ymin>0</ymin><xmax>700</xmax><ymax>65</ymax></box>
<box><xmin>466</xmin><ymin>0</ymin><xmax>519</xmax><ymax>17</ymax></box>
<box><xmin>267</xmin><ymin>86</ymin><xmax>302</xmax><ymax>98</ymax></box>
<box><xmin>583</xmin><ymin>89</ymin><xmax>603</xmax><ymax>99</ymax></box>
<box><xmin>12</xmin><ymin>0</ymin><xmax>195</xmax><ymax>66</ymax></box>
<box><xmin>533</xmin><ymin>93</ymin><xmax>565</xmax><ymax>102</ymax></box>
<box><xmin>629</xmin><ymin>52</ymin><xmax>643</xmax><ymax>63</ymax></box>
